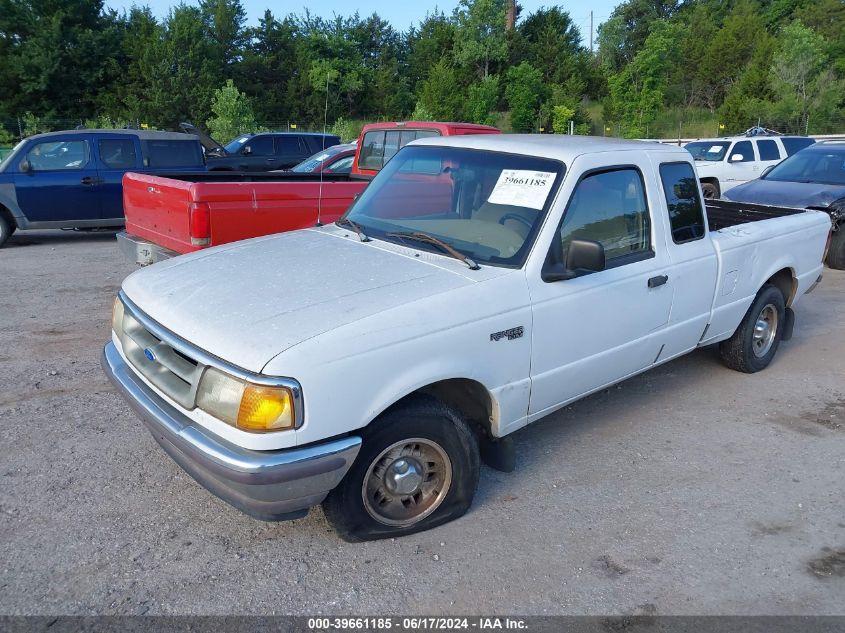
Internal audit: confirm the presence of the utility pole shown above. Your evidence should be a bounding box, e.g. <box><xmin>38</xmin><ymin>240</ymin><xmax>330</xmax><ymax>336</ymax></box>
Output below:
<box><xmin>590</xmin><ymin>11</ymin><xmax>594</xmax><ymax>54</ymax></box>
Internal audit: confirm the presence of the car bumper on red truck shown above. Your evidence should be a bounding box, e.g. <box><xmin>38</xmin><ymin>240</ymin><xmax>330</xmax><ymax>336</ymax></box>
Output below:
<box><xmin>116</xmin><ymin>230</ymin><xmax>181</xmax><ymax>266</ymax></box>
<box><xmin>101</xmin><ymin>341</ymin><xmax>362</xmax><ymax>520</ymax></box>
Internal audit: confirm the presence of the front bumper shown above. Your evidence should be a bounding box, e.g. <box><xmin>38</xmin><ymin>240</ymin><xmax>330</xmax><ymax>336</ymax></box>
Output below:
<box><xmin>116</xmin><ymin>231</ymin><xmax>179</xmax><ymax>266</ymax></box>
<box><xmin>101</xmin><ymin>341</ymin><xmax>362</xmax><ymax>521</ymax></box>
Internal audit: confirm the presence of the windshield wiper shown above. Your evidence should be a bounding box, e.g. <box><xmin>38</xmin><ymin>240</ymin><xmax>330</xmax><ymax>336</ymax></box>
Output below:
<box><xmin>385</xmin><ymin>231</ymin><xmax>480</xmax><ymax>270</ymax></box>
<box><xmin>335</xmin><ymin>217</ymin><xmax>370</xmax><ymax>242</ymax></box>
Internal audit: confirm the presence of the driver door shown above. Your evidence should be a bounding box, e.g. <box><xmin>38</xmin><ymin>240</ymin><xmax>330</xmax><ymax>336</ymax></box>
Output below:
<box><xmin>13</xmin><ymin>134</ymin><xmax>101</xmax><ymax>223</ymax></box>
<box><xmin>526</xmin><ymin>155</ymin><xmax>673</xmax><ymax>418</ymax></box>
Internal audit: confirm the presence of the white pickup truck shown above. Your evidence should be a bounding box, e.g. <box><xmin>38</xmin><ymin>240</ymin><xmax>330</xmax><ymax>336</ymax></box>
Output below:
<box><xmin>102</xmin><ymin>135</ymin><xmax>831</xmax><ymax>541</ymax></box>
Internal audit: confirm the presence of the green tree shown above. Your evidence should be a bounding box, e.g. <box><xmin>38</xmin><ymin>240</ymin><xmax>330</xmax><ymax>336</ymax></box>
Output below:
<box><xmin>597</xmin><ymin>0</ymin><xmax>679</xmax><ymax>73</ymax></box>
<box><xmin>606</xmin><ymin>20</ymin><xmax>682</xmax><ymax>137</ymax></box>
<box><xmin>416</xmin><ymin>59</ymin><xmax>464</xmax><ymax>120</ymax></box>
<box><xmin>551</xmin><ymin>105</ymin><xmax>576</xmax><ymax>134</ymax></box>
<box><xmin>453</xmin><ymin>0</ymin><xmax>508</xmax><ymax>78</ymax></box>
<box><xmin>699</xmin><ymin>0</ymin><xmax>770</xmax><ymax>110</ymax></box>
<box><xmin>505</xmin><ymin>62</ymin><xmax>544</xmax><ymax>132</ymax></box>
<box><xmin>767</xmin><ymin>21</ymin><xmax>844</xmax><ymax>133</ymax></box>
<box><xmin>407</xmin><ymin>12</ymin><xmax>457</xmax><ymax>89</ymax></box>
<box><xmin>466</xmin><ymin>75</ymin><xmax>500</xmax><ymax>126</ymax></box>
<box><xmin>206</xmin><ymin>80</ymin><xmax>258</xmax><ymax>142</ymax></box>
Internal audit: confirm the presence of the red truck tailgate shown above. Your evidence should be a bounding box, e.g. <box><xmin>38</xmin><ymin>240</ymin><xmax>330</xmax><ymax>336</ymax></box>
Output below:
<box><xmin>123</xmin><ymin>173</ymin><xmax>367</xmax><ymax>254</ymax></box>
<box><xmin>124</xmin><ymin>173</ymin><xmax>198</xmax><ymax>254</ymax></box>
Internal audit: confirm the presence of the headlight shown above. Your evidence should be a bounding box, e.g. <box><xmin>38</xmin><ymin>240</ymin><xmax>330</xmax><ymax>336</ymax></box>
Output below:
<box><xmin>111</xmin><ymin>297</ymin><xmax>125</xmax><ymax>334</ymax></box>
<box><xmin>196</xmin><ymin>367</ymin><xmax>295</xmax><ymax>433</ymax></box>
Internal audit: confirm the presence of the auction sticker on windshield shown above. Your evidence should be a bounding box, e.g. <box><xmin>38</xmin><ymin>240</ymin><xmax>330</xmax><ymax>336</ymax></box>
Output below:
<box><xmin>488</xmin><ymin>170</ymin><xmax>556</xmax><ymax>210</ymax></box>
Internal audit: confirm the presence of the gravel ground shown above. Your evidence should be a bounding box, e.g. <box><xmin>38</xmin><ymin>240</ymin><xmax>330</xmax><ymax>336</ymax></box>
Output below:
<box><xmin>1</xmin><ymin>229</ymin><xmax>844</xmax><ymax>616</ymax></box>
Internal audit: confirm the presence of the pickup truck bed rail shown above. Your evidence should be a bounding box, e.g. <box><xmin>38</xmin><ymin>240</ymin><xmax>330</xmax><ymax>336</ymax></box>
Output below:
<box><xmin>705</xmin><ymin>199</ymin><xmax>806</xmax><ymax>231</ymax></box>
<box><xmin>144</xmin><ymin>172</ymin><xmax>368</xmax><ymax>183</ymax></box>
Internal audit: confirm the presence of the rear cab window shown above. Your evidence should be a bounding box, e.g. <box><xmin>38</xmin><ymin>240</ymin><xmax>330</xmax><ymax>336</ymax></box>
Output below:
<box><xmin>359</xmin><ymin>129</ymin><xmax>443</xmax><ymax>172</ymax></box>
<box><xmin>659</xmin><ymin>162</ymin><xmax>706</xmax><ymax>243</ymax></box>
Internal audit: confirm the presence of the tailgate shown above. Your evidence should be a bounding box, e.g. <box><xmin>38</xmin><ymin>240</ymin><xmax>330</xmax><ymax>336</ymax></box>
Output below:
<box><xmin>123</xmin><ymin>173</ymin><xmax>198</xmax><ymax>254</ymax></box>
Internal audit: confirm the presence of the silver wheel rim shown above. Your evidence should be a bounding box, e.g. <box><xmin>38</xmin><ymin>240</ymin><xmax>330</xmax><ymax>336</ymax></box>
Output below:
<box><xmin>752</xmin><ymin>303</ymin><xmax>778</xmax><ymax>358</ymax></box>
<box><xmin>362</xmin><ymin>437</ymin><xmax>453</xmax><ymax>527</ymax></box>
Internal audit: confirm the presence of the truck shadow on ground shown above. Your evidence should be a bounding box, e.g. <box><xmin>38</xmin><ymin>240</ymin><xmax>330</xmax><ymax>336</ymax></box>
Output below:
<box><xmin>470</xmin><ymin>345</ymin><xmax>725</xmax><ymax>510</ymax></box>
<box><xmin>4</xmin><ymin>229</ymin><xmax>120</xmax><ymax>248</ymax></box>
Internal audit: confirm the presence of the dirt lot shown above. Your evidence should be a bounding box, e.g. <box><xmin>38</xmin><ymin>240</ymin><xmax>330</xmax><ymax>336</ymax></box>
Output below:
<box><xmin>1</xmin><ymin>229</ymin><xmax>844</xmax><ymax>616</ymax></box>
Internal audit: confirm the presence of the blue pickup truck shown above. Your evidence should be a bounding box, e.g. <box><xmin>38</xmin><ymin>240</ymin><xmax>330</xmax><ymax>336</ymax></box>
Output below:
<box><xmin>0</xmin><ymin>129</ymin><xmax>207</xmax><ymax>247</ymax></box>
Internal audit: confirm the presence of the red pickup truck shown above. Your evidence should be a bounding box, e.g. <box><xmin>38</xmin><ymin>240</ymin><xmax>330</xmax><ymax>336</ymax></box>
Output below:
<box><xmin>117</xmin><ymin>121</ymin><xmax>500</xmax><ymax>264</ymax></box>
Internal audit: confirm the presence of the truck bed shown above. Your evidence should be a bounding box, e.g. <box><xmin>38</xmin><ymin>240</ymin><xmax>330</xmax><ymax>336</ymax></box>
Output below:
<box><xmin>121</xmin><ymin>171</ymin><xmax>369</xmax><ymax>261</ymax></box>
<box><xmin>705</xmin><ymin>199</ymin><xmax>806</xmax><ymax>231</ymax></box>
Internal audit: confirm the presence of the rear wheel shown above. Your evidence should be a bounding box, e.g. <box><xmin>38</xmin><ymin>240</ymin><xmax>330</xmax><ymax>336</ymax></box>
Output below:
<box><xmin>322</xmin><ymin>395</ymin><xmax>480</xmax><ymax>541</ymax></box>
<box><xmin>719</xmin><ymin>284</ymin><xmax>786</xmax><ymax>373</ymax></box>
<box><xmin>701</xmin><ymin>181</ymin><xmax>719</xmax><ymax>199</ymax></box>
<box><xmin>827</xmin><ymin>226</ymin><xmax>845</xmax><ymax>270</ymax></box>
<box><xmin>0</xmin><ymin>213</ymin><xmax>15</xmax><ymax>248</ymax></box>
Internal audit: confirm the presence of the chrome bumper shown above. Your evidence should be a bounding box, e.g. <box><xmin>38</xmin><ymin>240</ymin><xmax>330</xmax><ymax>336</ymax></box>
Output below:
<box><xmin>116</xmin><ymin>231</ymin><xmax>178</xmax><ymax>266</ymax></box>
<box><xmin>101</xmin><ymin>342</ymin><xmax>362</xmax><ymax>521</ymax></box>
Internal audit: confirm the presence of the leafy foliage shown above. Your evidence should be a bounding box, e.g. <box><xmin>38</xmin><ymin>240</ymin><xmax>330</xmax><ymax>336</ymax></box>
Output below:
<box><xmin>206</xmin><ymin>79</ymin><xmax>259</xmax><ymax>142</ymax></box>
<box><xmin>0</xmin><ymin>0</ymin><xmax>842</xmax><ymax>141</ymax></box>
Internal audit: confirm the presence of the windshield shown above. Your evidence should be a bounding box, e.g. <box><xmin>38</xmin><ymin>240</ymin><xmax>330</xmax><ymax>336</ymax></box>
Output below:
<box><xmin>224</xmin><ymin>135</ymin><xmax>252</xmax><ymax>154</ymax></box>
<box><xmin>291</xmin><ymin>145</ymin><xmax>347</xmax><ymax>173</ymax></box>
<box><xmin>343</xmin><ymin>145</ymin><xmax>564</xmax><ymax>267</ymax></box>
<box><xmin>0</xmin><ymin>139</ymin><xmax>25</xmax><ymax>172</ymax></box>
<box><xmin>763</xmin><ymin>147</ymin><xmax>845</xmax><ymax>185</ymax></box>
<box><xmin>685</xmin><ymin>141</ymin><xmax>730</xmax><ymax>161</ymax></box>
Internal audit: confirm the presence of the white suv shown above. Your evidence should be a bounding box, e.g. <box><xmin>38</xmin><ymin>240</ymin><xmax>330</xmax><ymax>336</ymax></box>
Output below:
<box><xmin>685</xmin><ymin>133</ymin><xmax>815</xmax><ymax>198</ymax></box>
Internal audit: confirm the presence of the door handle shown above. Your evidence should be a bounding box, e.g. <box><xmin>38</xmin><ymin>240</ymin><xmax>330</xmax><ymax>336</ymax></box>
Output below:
<box><xmin>80</xmin><ymin>176</ymin><xmax>95</xmax><ymax>185</ymax></box>
<box><xmin>648</xmin><ymin>274</ymin><xmax>668</xmax><ymax>288</ymax></box>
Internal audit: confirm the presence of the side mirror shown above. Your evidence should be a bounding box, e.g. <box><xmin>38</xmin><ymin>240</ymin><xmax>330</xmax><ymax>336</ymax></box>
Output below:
<box><xmin>761</xmin><ymin>165</ymin><xmax>774</xmax><ymax>178</ymax></box>
<box><xmin>729</xmin><ymin>154</ymin><xmax>744</xmax><ymax>162</ymax></box>
<box><xmin>19</xmin><ymin>159</ymin><xmax>31</xmax><ymax>173</ymax></box>
<box><xmin>542</xmin><ymin>239</ymin><xmax>606</xmax><ymax>282</ymax></box>
<box><xmin>241</xmin><ymin>146</ymin><xmax>252</xmax><ymax>155</ymax></box>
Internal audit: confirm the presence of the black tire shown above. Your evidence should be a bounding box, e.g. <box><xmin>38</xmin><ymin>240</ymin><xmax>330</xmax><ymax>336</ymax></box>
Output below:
<box><xmin>827</xmin><ymin>226</ymin><xmax>845</xmax><ymax>270</ymax></box>
<box><xmin>719</xmin><ymin>284</ymin><xmax>786</xmax><ymax>373</ymax></box>
<box><xmin>0</xmin><ymin>213</ymin><xmax>15</xmax><ymax>248</ymax></box>
<box><xmin>322</xmin><ymin>395</ymin><xmax>480</xmax><ymax>542</ymax></box>
<box><xmin>701</xmin><ymin>181</ymin><xmax>719</xmax><ymax>199</ymax></box>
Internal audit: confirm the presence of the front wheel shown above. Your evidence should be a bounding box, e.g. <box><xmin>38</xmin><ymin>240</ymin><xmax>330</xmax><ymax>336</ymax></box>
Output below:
<box><xmin>0</xmin><ymin>213</ymin><xmax>15</xmax><ymax>248</ymax></box>
<box><xmin>719</xmin><ymin>284</ymin><xmax>786</xmax><ymax>373</ymax></box>
<box><xmin>322</xmin><ymin>395</ymin><xmax>480</xmax><ymax>541</ymax></box>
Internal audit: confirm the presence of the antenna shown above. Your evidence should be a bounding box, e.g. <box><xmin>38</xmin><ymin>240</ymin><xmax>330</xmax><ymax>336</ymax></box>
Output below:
<box><xmin>316</xmin><ymin>72</ymin><xmax>330</xmax><ymax>227</ymax></box>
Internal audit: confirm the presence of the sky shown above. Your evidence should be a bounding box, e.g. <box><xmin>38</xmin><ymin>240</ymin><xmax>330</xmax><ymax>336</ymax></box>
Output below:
<box><xmin>104</xmin><ymin>0</ymin><xmax>622</xmax><ymax>49</ymax></box>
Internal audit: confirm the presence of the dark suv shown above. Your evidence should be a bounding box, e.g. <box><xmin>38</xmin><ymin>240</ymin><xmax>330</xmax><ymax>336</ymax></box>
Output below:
<box><xmin>205</xmin><ymin>132</ymin><xmax>341</xmax><ymax>171</ymax></box>
<box><xmin>0</xmin><ymin>129</ymin><xmax>206</xmax><ymax>247</ymax></box>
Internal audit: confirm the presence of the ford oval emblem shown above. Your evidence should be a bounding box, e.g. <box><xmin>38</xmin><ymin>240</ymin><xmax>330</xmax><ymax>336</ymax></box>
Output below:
<box><xmin>144</xmin><ymin>348</ymin><xmax>156</xmax><ymax>362</ymax></box>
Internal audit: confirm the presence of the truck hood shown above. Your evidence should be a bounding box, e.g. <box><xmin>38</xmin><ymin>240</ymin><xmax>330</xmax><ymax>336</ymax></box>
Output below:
<box><xmin>723</xmin><ymin>178</ymin><xmax>845</xmax><ymax>209</ymax></box>
<box><xmin>121</xmin><ymin>228</ymin><xmax>477</xmax><ymax>373</ymax></box>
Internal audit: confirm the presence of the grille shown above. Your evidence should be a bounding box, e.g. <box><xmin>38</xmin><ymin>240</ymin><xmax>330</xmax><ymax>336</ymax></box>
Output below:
<box><xmin>117</xmin><ymin>307</ymin><xmax>205</xmax><ymax>410</ymax></box>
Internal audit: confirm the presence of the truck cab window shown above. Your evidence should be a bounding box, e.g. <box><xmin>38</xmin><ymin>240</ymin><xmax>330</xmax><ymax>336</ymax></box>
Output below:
<box><xmin>557</xmin><ymin>168</ymin><xmax>651</xmax><ymax>265</ymax></box>
<box><xmin>275</xmin><ymin>136</ymin><xmax>302</xmax><ymax>155</ymax></box>
<box><xmin>659</xmin><ymin>162</ymin><xmax>705</xmax><ymax>244</ymax></box>
<box><xmin>98</xmin><ymin>139</ymin><xmax>137</xmax><ymax>170</ymax></box>
<box><xmin>757</xmin><ymin>140</ymin><xmax>781</xmax><ymax>161</ymax></box>
<box><xmin>730</xmin><ymin>140</ymin><xmax>754</xmax><ymax>162</ymax></box>
<box><xmin>26</xmin><ymin>140</ymin><xmax>90</xmax><ymax>171</ymax></box>
<box><xmin>244</xmin><ymin>135</ymin><xmax>274</xmax><ymax>156</ymax></box>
